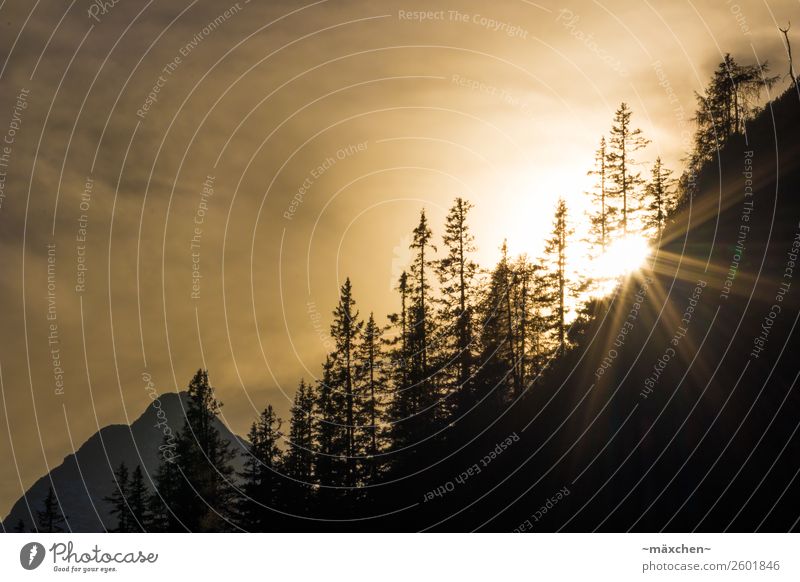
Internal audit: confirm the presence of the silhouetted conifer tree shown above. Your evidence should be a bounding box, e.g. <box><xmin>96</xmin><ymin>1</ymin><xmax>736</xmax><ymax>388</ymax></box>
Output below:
<box><xmin>148</xmin><ymin>443</ymin><xmax>182</xmax><ymax>532</ymax></box>
<box><xmin>692</xmin><ymin>54</ymin><xmax>778</xmax><ymax>166</ymax></box>
<box><xmin>408</xmin><ymin>210</ymin><xmax>438</xmax><ymax>427</ymax></box>
<box><xmin>607</xmin><ymin>103</ymin><xmax>649</xmax><ymax>235</ymax></box>
<box><xmin>435</xmin><ymin>198</ymin><xmax>478</xmax><ymax>414</ymax></box>
<box><xmin>150</xmin><ymin>371</ymin><xmax>237</xmax><ymax>532</ymax></box>
<box><xmin>329</xmin><ymin>278</ymin><xmax>363</xmax><ymax>487</ymax></box>
<box><xmin>388</xmin><ymin>271</ymin><xmax>413</xmax><ymax>450</ymax></box>
<box><xmin>238</xmin><ymin>405</ymin><xmax>283</xmax><ymax>530</ymax></box>
<box><xmin>644</xmin><ymin>157</ymin><xmax>674</xmax><ymax>237</ymax></box>
<box><xmin>475</xmin><ymin>241</ymin><xmax>519</xmax><ymax>404</ymax></box>
<box><xmin>105</xmin><ymin>462</ymin><xmax>132</xmax><ymax>532</ymax></box>
<box><xmin>587</xmin><ymin>136</ymin><xmax>615</xmax><ymax>252</ymax></box>
<box><xmin>36</xmin><ymin>486</ymin><xmax>66</xmax><ymax>533</ymax></box>
<box><xmin>512</xmin><ymin>254</ymin><xmax>547</xmax><ymax>392</ymax></box>
<box><xmin>356</xmin><ymin>313</ymin><xmax>388</xmax><ymax>479</ymax></box>
<box><xmin>314</xmin><ymin>356</ymin><xmax>346</xmax><ymax>490</ymax></box>
<box><xmin>127</xmin><ymin>465</ymin><xmax>149</xmax><ymax>531</ymax></box>
<box><xmin>285</xmin><ymin>379</ymin><xmax>314</xmax><ymax>483</ymax></box>
<box><xmin>543</xmin><ymin>199</ymin><xmax>573</xmax><ymax>354</ymax></box>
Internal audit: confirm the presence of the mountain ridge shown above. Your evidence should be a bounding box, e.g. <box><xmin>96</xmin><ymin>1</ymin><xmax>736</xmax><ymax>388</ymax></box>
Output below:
<box><xmin>2</xmin><ymin>391</ymin><xmax>246</xmax><ymax>532</ymax></box>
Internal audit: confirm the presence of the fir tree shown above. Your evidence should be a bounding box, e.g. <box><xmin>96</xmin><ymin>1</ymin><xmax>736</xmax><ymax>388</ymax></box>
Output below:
<box><xmin>692</xmin><ymin>54</ymin><xmax>778</xmax><ymax>166</ymax></box>
<box><xmin>644</xmin><ymin>157</ymin><xmax>674</xmax><ymax>237</ymax></box>
<box><xmin>36</xmin><ymin>486</ymin><xmax>66</xmax><ymax>533</ymax></box>
<box><xmin>285</xmin><ymin>379</ymin><xmax>315</xmax><ymax>484</ymax></box>
<box><xmin>607</xmin><ymin>103</ymin><xmax>649</xmax><ymax>235</ymax></box>
<box><xmin>104</xmin><ymin>462</ymin><xmax>132</xmax><ymax>532</ymax></box>
<box><xmin>408</xmin><ymin>210</ymin><xmax>438</xmax><ymax>427</ymax></box>
<box><xmin>512</xmin><ymin>254</ymin><xmax>546</xmax><ymax>392</ymax></box>
<box><xmin>587</xmin><ymin>136</ymin><xmax>615</xmax><ymax>252</ymax></box>
<box><xmin>475</xmin><ymin>241</ymin><xmax>518</xmax><ymax>404</ymax></box>
<box><xmin>435</xmin><ymin>198</ymin><xmax>478</xmax><ymax>413</ymax></box>
<box><xmin>314</xmin><ymin>356</ymin><xmax>346</xmax><ymax>489</ymax></box>
<box><xmin>238</xmin><ymin>405</ymin><xmax>283</xmax><ymax>531</ymax></box>
<box><xmin>543</xmin><ymin>199</ymin><xmax>573</xmax><ymax>354</ymax></box>
<box><xmin>356</xmin><ymin>313</ymin><xmax>387</xmax><ymax>479</ymax></box>
<box><xmin>387</xmin><ymin>271</ymin><xmax>413</xmax><ymax>450</ymax></box>
<box><xmin>150</xmin><ymin>371</ymin><xmax>237</xmax><ymax>532</ymax></box>
<box><xmin>148</xmin><ymin>442</ymin><xmax>183</xmax><ymax>532</ymax></box>
<box><xmin>127</xmin><ymin>465</ymin><xmax>149</xmax><ymax>532</ymax></box>
<box><xmin>329</xmin><ymin>278</ymin><xmax>363</xmax><ymax>486</ymax></box>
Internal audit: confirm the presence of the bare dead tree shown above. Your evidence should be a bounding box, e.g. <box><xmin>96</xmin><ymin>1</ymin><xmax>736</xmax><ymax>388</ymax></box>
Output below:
<box><xmin>779</xmin><ymin>21</ymin><xmax>797</xmax><ymax>88</ymax></box>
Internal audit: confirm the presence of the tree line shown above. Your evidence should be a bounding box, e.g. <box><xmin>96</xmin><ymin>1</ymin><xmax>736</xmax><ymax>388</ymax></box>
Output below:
<box><xmin>12</xmin><ymin>52</ymin><xmax>781</xmax><ymax>533</ymax></box>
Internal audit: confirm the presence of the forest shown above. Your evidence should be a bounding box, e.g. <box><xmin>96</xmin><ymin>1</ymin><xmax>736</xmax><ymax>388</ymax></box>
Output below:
<box><xmin>18</xmin><ymin>52</ymin><xmax>793</xmax><ymax>533</ymax></box>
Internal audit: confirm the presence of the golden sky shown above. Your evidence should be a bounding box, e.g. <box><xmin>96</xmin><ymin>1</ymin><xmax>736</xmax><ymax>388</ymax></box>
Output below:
<box><xmin>0</xmin><ymin>0</ymin><xmax>796</xmax><ymax>517</ymax></box>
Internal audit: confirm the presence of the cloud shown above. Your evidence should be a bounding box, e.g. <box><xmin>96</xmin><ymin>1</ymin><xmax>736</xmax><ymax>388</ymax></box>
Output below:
<box><xmin>0</xmin><ymin>0</ymin><xmax>796</xmax><ymax>517</ymax></box>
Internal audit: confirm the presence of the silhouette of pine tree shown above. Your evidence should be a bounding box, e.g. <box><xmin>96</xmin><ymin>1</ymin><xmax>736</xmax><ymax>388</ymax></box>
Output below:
<box><xmin>407</xmin><ymin>210</ymin><xmax>438</xmax><ymax>431</ymax></box>
<box><xmin>128</xmin><ymin>465</ymin><xmax>149</xmax><ymax>532</ymax></box>
<box><xmin>387</xmin><ymin>271</ymin><xmax>414</xmax><ymax>452</ymax></box>
<box><xmin>586</xmin><ymin>136</ymin><xmax>616</xmax><ymax>254</ymax></box>
<box><xmin>475</xmin><ymin>241</ymin><xmax>519</xmax><ymax>406</ymax></box>
<box><xmin>355</xmin><ymin>313</ymin><xmax>388</xmax><ymax>480</ymax></box>
<box><xmin>607</xmin><ymin>103</ymin><xmax>649</xmax><ymax>235</ymax></box>
<box><xmin>643</xmin><ymin>157</ymin><xmax>675</xmax><ymax>238</ymax></box>
<box><xmin>285</xmin><ymin>379</ymin><xmax>315</xmax><ymax>482</ymax></box>
<box><xmin>148</xmin><ymin>444</ymin><xmax>183</xmax><ymax>532</ymax></box>
<box><xmin>104</xmin><ymin>462</ymin><xmax>132</xmax><ymax>532</ymax></box>
<box><xmin>36</xmin><ymin>486</ymin><xmax>66</xmax><ymax>533</ymax></box>
<box><xmin>149</xmin><ymin>371</ymin><xmax>237</xmax><ymax>532</ymax></box>
<box><xmin>435</xmin><ymin>198</ymin><xmax>478</xmax><ymax>416</ymax></box>
<box><xmin>238</xmin><ymin>405</ymin><xmax>283</xmax><ymax>531</ymax></box>
<box><xmin>314</xmin><ymin>356</ymin><xmax>346</xmax><ymax>494</ymax></box>
<box><xmin>542</xmin><ymin>198</ymin><xmax>574</xmax><ymax>355</ymax></box>
<box><xmin>329</xmin><ymin>278</ymin><xmax>363</xmax><ymax>488</ymax></box>
<box><xmin>284</xmin><ymin>379</ymin><xmax>316</xmax><ymax>512</ymax></box>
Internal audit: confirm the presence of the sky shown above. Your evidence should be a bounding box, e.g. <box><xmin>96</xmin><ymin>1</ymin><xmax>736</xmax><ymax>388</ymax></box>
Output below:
<box><xmin>0</xmin><ymin>0</ymin><xmax>797</xmax><ymax>517</ymax></box>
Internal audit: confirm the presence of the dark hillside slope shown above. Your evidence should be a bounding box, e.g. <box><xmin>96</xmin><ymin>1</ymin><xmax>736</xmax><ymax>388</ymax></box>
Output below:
<box><xmin>476</xmin><ymin>87</ymin><xmax>800</xmax><ymax>532</ymax></box>
<box><xmin>2</xmin><ymin>392</ymin><xmax>246</xmax><ymax>532</ymax></box>
<box><xmin>378</xmin><ymin>87</ymin><xmax>800</xmax><ymax>532</ymax></box>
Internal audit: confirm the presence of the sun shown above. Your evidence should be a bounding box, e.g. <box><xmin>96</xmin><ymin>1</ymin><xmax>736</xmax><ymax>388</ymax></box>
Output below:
<box><xmin>588</xmin><ymin>235</ymin><xmax>652</xmax><ymax>294</ymax></box>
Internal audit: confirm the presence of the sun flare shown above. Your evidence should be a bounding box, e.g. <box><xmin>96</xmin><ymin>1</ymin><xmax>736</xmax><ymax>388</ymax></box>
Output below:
<box><xmin>590</xmin><ymin>235</ymin><xmax>652</xmax><ymax>292</ymax></box>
